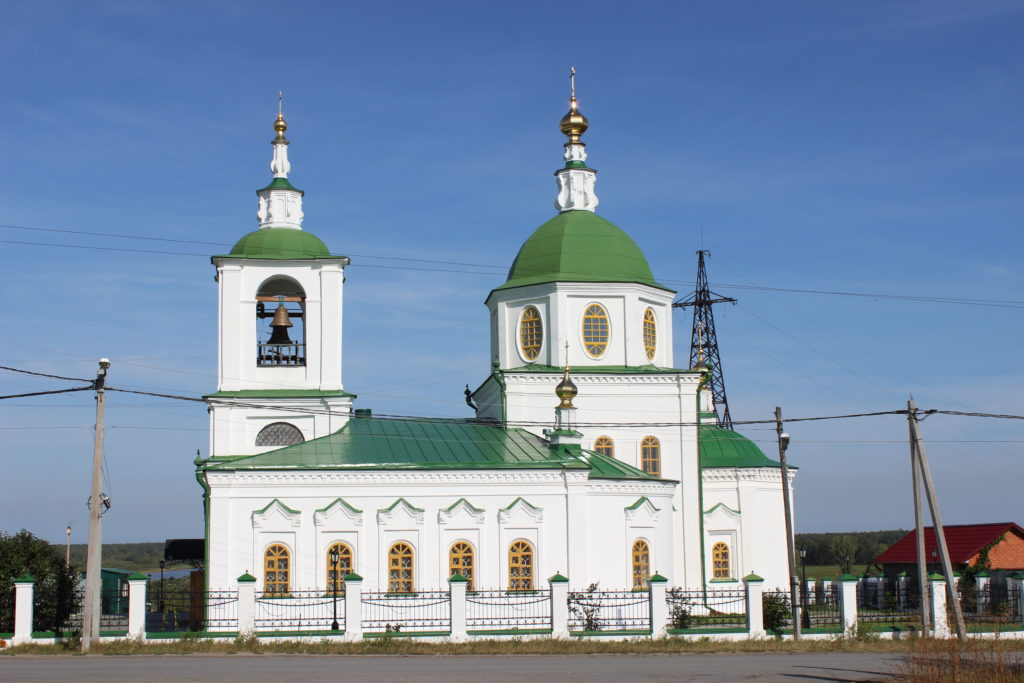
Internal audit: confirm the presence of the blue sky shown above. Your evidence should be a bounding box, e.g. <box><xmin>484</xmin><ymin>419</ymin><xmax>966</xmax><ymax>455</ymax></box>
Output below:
<box><xmin>2</xmin><ymin>1</ymin><xmax>1022</xmax><ymax>544</ymax></box>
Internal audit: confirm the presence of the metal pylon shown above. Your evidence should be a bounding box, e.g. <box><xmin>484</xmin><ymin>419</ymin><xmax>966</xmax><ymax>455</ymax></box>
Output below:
<box><xmin>672</xmin><ymin>250</ymin><xmax>736</xmax><ymax>430</ymax></box>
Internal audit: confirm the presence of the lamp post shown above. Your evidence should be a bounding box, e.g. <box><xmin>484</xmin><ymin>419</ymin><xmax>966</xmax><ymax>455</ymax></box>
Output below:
<box><xmin>159</xmin><ymin>560</ymin><xmax>165</xmax><ymax>613</ymax></box>
<box><xmin>844</xmin><ymin>553</ymin><xmax>851</xmax><ymax>575</ymax></box>
<box><xmin>329</xmin><ymin>547</ymin><xmax>340</xmax><ymax>631</ymax></box>
<box><xmin>930</xmin><ymin>548</ymin><xmax>938</xmax><ymax>575</ymax></box>
<box><xmin>800</xmin><ymin>547</ymin><xmax>810</xmax><ymax>629</ymax></box>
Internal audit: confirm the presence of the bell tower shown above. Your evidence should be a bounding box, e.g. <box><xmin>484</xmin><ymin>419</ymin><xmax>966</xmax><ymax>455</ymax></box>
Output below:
<box><xmin>207</xmin><ymin>101</ymin><xmax>353</xmax><ymax>457</ymax></box>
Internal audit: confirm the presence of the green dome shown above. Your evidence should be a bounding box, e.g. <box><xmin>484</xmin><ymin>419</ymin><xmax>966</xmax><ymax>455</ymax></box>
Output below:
<box><xmin>495</xmin><ymin>210</ymin><xmax>671</xmax><ymax>292</ymax></box>
<box><xmin>227</xmin><ymin>228</ymin><xmax>330</xmax><ymax>259</ymax></box>
<box><xmin>699</xmin><ymin>425</ymin><xmax>781</xmax><ymax>468</ymax></box>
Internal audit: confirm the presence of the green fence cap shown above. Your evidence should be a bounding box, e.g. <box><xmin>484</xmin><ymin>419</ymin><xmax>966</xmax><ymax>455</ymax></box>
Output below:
<box><xmin>548</xmin><ymin>572</ymin><xmax>569</xmax><ymax>583</ymax></box>
<box><xmin>743</xmin><ymin>573</ymin><xmax>764</xmax><ymax>582</ymax></box>
<box><xmin>237</xmin><ymin>572</ymin><xmax>257</xmax><ymax>583</ymax></box>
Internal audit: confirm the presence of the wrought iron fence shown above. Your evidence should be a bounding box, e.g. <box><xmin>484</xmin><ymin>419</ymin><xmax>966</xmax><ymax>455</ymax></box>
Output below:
<box><xmin>146</xmin><ymin>589</ymin><xmax>239</xmax><ymax>633</ymax></box>
<box><xmin>959</xmin><ymin>585</ymin><xmax>1020</xmax><ymax>625</ymax></box>
<box><xmin>0</xmin><ymin>588</ymin><xmax>13</xmax><ymax>634</ymax></box>
<box><xmin>856</xmin><ymin>583</ymin><xmax>921</xmax><ymax>627</ymax></box>
<box><xmin>568</xmin><ymin>588</ymin><xmax>651</xmax><ymax>633</ymax></box>
<box><xmin>466</xmin><ymin>589</ymin><xmax>552</xmax><ymax>631</ymax></box>
<box><xmin>361</xmin><ymin>591</ymin><xmax>450</xmax><ymax>633</ymax></box>
<box><xmin>804</xmin><ymin>584</ymin><xmax>841</xmax><ymax>628</ymax></box>
<box><xmin>67</xmin><ymin>588</ymin><xmax>128</xmax><ymax>632</ymax></box>
<box><xmin>254</xmin><ymin>590</ymin><xmax>340</xmax><ymax>632</ymax></box>
<box><xmin>667</xmin><ymin>588</ymin><xmax>747</xmax><ymax>630</ymax></box>
<box><xmin>257</xmin><ymin>342</ymin><xmax>305</xmax><ymax>366</ymax></box>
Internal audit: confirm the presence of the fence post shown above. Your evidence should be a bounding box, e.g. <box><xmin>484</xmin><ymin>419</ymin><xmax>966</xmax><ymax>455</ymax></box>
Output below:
<box><xmin>13</xmin><ymin>574</ymin><xmax>35</xmax><ymax>646</ymax></box>
<box><xmin>743</xmin><ymin>574</ymin><xmax>765</xmax><ymax>639</ymax></box>
<box><xmin>838</xmin><ymin>573</ymin><xmax>859</xmax><ymax>636</ymax></box>
<box><xmin>549</xmin><ymin>573</ymin><xmax>569</xmax><ymax>638</ymax></box>
<box><xmin>897</xmin><ymin>572</ymin><xmax>909</xmax><ymax>608</ymax></box>
<box><xmin>126</xmin><ymin>572</ymin><xmax>148</xmax><ymax>639</ymax></box>
<box><xmin>975</xmin><ymin>570</ymin><xmax>990</xmax><ymax>612</ymax></box>
<box><xmin>648</xmin><ymin>573</ymin><xmax>668</xmax><ymax>637</ymax></box>
<box><xmin>804</xmin><ymin>577</ymin><xmax>816</xmax><ymax>605</ymax></box>
<box><xmin>448</xmin><ymin>573</ymin><xmax>468</xmax><ymax>642</ymax></box>
<box><xmin>1014</xmin><ymin>573</ymin><xmax>1024</xmax><ymax>628</ymax></box>
<box><xmin>343</xmin><ymin>572</ymin><xmax>363</xmax><ymax>642</ymax></box>
<box><xmin>929</xmin><ymin>574</ymin><xmax>949</xmax><ymax>638</ymax></box>
<box><xmin>236</xmin><ymin>572</ymin><xmax>256</xmax><ymax>636</ymax></box>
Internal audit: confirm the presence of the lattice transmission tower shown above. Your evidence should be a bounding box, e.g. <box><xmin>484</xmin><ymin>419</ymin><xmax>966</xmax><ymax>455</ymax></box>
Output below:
<box><xmin>672</xmin><ymin>250</ymin><xmax>737</xmax><ymax>430</ymax></box>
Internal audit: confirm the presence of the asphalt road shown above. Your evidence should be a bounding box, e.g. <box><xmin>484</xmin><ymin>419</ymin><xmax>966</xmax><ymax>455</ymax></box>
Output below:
<box><xmin>0</xmin><ymin>652</ymin><xmax>903</xmax><ymax>682</ymax></box>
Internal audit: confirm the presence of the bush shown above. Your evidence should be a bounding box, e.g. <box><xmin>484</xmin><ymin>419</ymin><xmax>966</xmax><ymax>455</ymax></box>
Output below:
<box><xmin>762</xmin><ymin>592</ymin><xmax>791</xmax><ymax>636</ymax></box>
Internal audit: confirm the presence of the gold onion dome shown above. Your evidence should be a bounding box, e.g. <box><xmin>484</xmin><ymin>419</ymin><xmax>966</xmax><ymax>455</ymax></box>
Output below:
<box><xmin>559</xmin><ymin>96</ymin><xmax>588</xmax><ymax>145</ymax></box>
<box><xmin>274</xmin><ymin>112</ymin><xmax>288</xmax><ymax>141</ymax></box>
<box><xmin>555</xmin><ymin>366</ymin><xmax>578</xmax><ymax>409</ymax></box>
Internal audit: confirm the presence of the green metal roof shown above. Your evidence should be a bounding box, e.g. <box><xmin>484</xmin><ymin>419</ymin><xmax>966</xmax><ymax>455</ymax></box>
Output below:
<box><xmin>259</xmin><ymin>177</ymin><xmax>303</xmax><ymax>193</ymax></box>
<box><xmin>220</xmin><ymin>228</ymin><xmax>332</xmax><ymax>260</ymax></box>
<box><xmin>699</xmin><ymin>425</ymin><xmax>781</xmax><ymax>469</ymax></box>
<box><xmin>201</xmin><ymin>416</ymin><xmax>661</xmax><ymax>481</ymax></box>
<box><xmin>494</xmin><ymin>210</ymin><xmax>673</xmax><ymax>292</ymax></box>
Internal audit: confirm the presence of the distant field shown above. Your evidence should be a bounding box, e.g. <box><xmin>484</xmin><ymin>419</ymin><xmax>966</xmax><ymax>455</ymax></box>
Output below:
<box><xmin>66</xmin><ymin>542</ymin><xmax>168</xmax><ymax>572</ymax></box>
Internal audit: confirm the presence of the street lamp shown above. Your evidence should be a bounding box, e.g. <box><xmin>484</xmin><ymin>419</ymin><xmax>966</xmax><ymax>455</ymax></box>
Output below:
<box><xmin>799</xmin><ymin>548</ymin><xmax>810</xmax><ymax>629</ymax></box>
<box><xmin>329</xmin><ymin>547</ymin><xmax>340</xmax><ymax>631</ymax></box>
<box><xmin>930</xmin><ymin>548</ymin><xmax>938</xmax><ymax>574</ymax></box>
<box><xmin>159</xmin><ymin>560</ymin><xmax>165</xmax><ymax>613</ymax></box>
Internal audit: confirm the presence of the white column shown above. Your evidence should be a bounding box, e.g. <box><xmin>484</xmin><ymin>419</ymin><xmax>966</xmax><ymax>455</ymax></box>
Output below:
<box><xmin>897</xmin><ymin>574</ymin><xmax>910</xmax><ymax>609</ymax></box>
<box><xmin>13</xmin><ymin>576</ymin><xmax>35</xmax><ymax>646</ymax></box>
<box><xmin>929</xmin><ymin>575</ymin><xmax>950</xmax><ymax>638</ymax></box>
<box><xmin>343</xmin><ymin>573</ymin><xmax>363</xmax><ymax>642</ymax></box>
<box><xmin>743</xmin><ymin>574</ymin><xmax>765</xmax><ymax>639</ymax></box>
<box><xmin>839</xmin><ymin>575</ymin><xmax>859</xmax><ymax>636</ymax></box>
<box><xmin>448</xmin><ymin>575</ymin><xmax>468</xmax><ymax>642</ymax></box>
<box><xmin>237</xmin><ymin>573</ymin><xmax>257</xmax><ymax>635</ymax></box>
<box><xmin>648</xmin><ymin>574</ymin><xmax>668</xmax><ymax>638</ymax></box>
<box><xmin>804</xmin><ymin>578</ymin><xmax>816</xmax><ymax>605</ymax></box>
<box><xmin>127</xmin><ymin>573</ymin><xmax>148</xmax><ymax>639</ymax></box>
<box><xmin>549</xmin><ymin>574</ymin><xmax>569</xmax><ymax>638</ymax></box>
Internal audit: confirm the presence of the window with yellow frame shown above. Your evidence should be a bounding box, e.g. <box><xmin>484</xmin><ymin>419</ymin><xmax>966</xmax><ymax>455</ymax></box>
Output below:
<box><xmin>712</xmin><ymin>542</ymin><xmax>731</xmax><ymax>579</ymax></box>
<box><xmin>519</xmin><ymin>306</ymin><xmax>543</xmax><ymax>361</ymax></box>
<box><xmin>449</xmin><ymin>541</ymin><xmax>475</xmax><ymax>590</ymax></box>
<box><xmin>631</xmin><ymin>540</ymin><xmax>651</xmax><ymax>589</ymax></box>
<box><xmin>593</xmin><ymin>436</ymin><xmax>615</xmax><ymax>458</ymax></box>
<box><xmin>326</xmin><ymin>542</ymin><xmax>353</xmax><ymax>595</ymax></box>
<box><xmin>581</xmin><ymin>303</ymin><xmax>609</xmax><ymax>358</ymax></box>
<box><xmin>388</xmin><ymin>542</ymin><xmax>415</xmax><ymax>593</ymax></box>
<box><xmin>508</xmin><ymin>540</ymin><xmax>534</xmax><ymax>590</ymax></box>
<box><xmin>640</xmin><ymin>436</ymin><xmax>661</xmax><ymax>477</ymax></box>
<box><xmin>264</xmin><ymin>544</ymin><xmax>290</xmax><ymax>594</ymax></box>
<box><xmin>642</xmin><ymin>308</ymin><xmax>657</xmax><ymax>361</ymax></box>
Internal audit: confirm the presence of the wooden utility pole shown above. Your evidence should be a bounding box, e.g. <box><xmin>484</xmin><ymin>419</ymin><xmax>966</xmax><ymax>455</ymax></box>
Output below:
<box><xmin>81</xmin><ymin>359</ymin><xmax>109</xmax><ymax>653</ymax></box>
<box><xmin>775</xmin><ymin>407</ymin><xmax>801</xmax><ymax>639</ymax></box>
<box><xmin>65</xmin><ymin>525</ymin><xmax>71</xmax><ymax>568</ymax></box>
<box><xmin>908</xmin><ymin>398</ymin><xmax>967</xmax><ymax>640</ymax></box>
<box><xmin>907</xmin><ymin>404</ymin><xmax>930</xmax><ymax>633</ymax></box>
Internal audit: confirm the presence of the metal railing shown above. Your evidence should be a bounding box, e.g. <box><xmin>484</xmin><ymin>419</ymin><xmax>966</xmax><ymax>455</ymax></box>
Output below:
<box><xmin>568</xmin><ymin>588</ymin><xmax>651</xmax><ymax>633</ymax></box>
<box><xmin>254</xmin><ymin>590</ymin><xmax>341</xmax><ymax>632</ymax></box>
<box><xmin>804</xmin><ymin>585</ymin><xmax>841</xmax><ymax>628</ymax></box>
<box><xmin>67</xmin><ymin>588</ymin><xmax>127</xmax><ymax>632</ymax></box>
<box><xmin>667</xmin><ymin>588</ymin><xmax>747</xmax><ymax>630</ymax></box>
<box><xmin>959</xmin><ymin>585</ymin><xmax>1020</xmax><ymax>625</ymax></box>
<box><xmin>466</xmin><ymin>589</ymin><xmax>552</xmax><ymax>631</ymax></box>
<box><xmin>856</xmin><ymin>583</ymin><xmax>921</xmax><ymax>627</ymax></box>
<box><xmin>147</xmin><ymin>589</ymin><xmax>239</xmax><ymax>633</ymax></box>
<box><xmin>257</xmin><ymin>342</ymin><xmax>305</xmax><ymax>366</ymax></box>
<box><xmin>361</xmin><ymin>591</ymin><xmax>451</xmax><ymax>633</ymax></box>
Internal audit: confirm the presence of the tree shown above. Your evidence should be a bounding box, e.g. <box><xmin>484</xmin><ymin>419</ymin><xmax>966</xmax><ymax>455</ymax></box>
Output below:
<box><xmin>829</xmin><ymin>535</ymin><xmax>858</xmax><ymax>574</ymax></box>
<box><xmin>0</xmin><ymin>530</ymin><xmax>81</xmax><ymax>633</ymax></box>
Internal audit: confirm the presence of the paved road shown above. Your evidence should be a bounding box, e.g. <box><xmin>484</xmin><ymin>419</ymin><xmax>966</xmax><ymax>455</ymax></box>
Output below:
<box><xmin>0</xmin><ymin>652</ymin><xmax>903</xmax><ymax>682</ymax></box>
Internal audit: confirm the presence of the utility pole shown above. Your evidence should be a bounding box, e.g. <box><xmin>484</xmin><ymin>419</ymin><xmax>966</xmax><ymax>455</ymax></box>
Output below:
<box><xmin>81</xmin><ymin>359</ymin><xmax>110</xmax><ymax>653</ymax></box>
<box><xmin>775</xmin><ymin>406</ymin><xmax>801</xmax><ymax>639</ymax></box>
<box><xmin>907</xmin><ymin>398</ymin><xmax>967</xmax><ymax>640</ymax></box>
<box><xmin>65</xmin><ymin>524</ymin><xmax>72</xmax><ymax>568</ymax></box>
<box><xmin>907</xmin><ymin>402</ymin><xmax>930</xmax><ymax>633</ymax></box>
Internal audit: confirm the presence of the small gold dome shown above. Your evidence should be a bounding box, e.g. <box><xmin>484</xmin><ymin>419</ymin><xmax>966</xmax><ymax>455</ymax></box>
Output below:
<box><xmin>555</xmin><ymin>366</ymin><xmax>578</xmax><ymax>409</ymax></box>
<box><xmin>559</xmin><ymin>96</ymin><xmax>588</xmax><ymax>145</ymax></box>
<box><xmin>274</xmin><ymin>112</ymin><xmax>288</xmax><ymax>140</ymax></box>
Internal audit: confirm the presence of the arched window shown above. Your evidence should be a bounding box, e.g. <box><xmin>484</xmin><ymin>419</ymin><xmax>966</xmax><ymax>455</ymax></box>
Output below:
<box><xmin>264</xmin><ymin>544</ymin><xmax>290</xmax><ymax>594</ymax></box>
<box><xmin>641</xmin><ymin>436</ymin><xmax>661</xmax><ymax>477</ymax></box>
<box><xmin>712</xmin><ymin>542</ymin><xmax>731</xmax><ymax>579</ymax></box>
<box><xmin>326</xmin><ymin>542</ymin><xmax>353</xmax><ymax>594</ymax></box>
<box><xmin>643</xmin><ymin>308</ymin><xmax>657</xmax><ymax>361</ymax></box>
<box><xmin>632</xmin><ymin>540</ymin><xmax>651</xmax><ymax>589</ymax></box>
<box><xmin>581</xmin><ymin>303</ymin><xmax>609</xmax><ymax>358</ymax></box>
<box><xmin>256</xmin><ymin>277</ymin><xmax>306</xmax><ymax>367</ymax></box>
<box><xmin>388</xmin><ymin>542</ymin><xmax>415</xmax><ymax>593</ymax></box>
<box><xmin>519</xmin><ymin>306</ymin><xmax>543</xmax><ymax>361</ymax></box>
<box><xmin>508</xmin><ymin>540</ymin><xmax>535</xmax><ymax>591</ymax></box>
<box><xmin>449</xmin><ymin>541</ymin><xmax>475</xmax><ymax>590</ymax></box>
<box><xmin>256</xmin><ymin>422</ymin><xmax>305</xmax><ymax>447</ymax></box>
<box><xmin>593</xmin><ymin>436</ymin><xmax>615</xmax><ymax>459</ymax></box>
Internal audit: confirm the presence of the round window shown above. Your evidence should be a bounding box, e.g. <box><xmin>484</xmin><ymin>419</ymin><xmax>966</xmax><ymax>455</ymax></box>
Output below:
<box><xmin>581</xmin><ymin>303</ymin><xmax>609</xmax><ymax>358</ymax></box>
<box><xmin>519</xmin><ymin>306</ymin><xmax>543</xmax><ymax>361</ymax></box>
<box><xmin>643</xmin><ymin>308</ymin><xmax>657</xmax><ymax>361</ymax></box>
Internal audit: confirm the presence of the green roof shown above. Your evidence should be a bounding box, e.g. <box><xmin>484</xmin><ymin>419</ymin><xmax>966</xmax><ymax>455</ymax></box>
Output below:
<box><xmin>221</xmin><ymin>228</ymin><xmax>332</xmax><ymax>260</ymax></box>
<box><xmin>699</xmin><ymin>425</ymin><xmax>782</xmax><ymax>469</ymax></box>
<box><xmin>260</xmin><ymin>177</ymin><xmax>303</xmax><ymax>193</ymax></box>
<box><xmin>202</xmin><ymin>416</ymin><xmax>660</xmax><ymax>481</ymax></box>
<box><xmin>494</xmin><ymin>210</ymin><xmax>672</xmax><ymax>292</ymax></box>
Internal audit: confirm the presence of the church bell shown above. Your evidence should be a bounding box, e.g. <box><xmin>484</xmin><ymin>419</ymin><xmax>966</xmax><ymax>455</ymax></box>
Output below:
<box><xmin>267</xmin><ymin>303</ymin><xmax>294</xmax><ymax>345</ymax></box>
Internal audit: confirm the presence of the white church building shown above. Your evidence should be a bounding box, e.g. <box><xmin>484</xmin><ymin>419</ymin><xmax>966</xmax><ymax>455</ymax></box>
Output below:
<box><xmin>196</xmin><ymin>91</ymin><xmax>795</xmax><ymax>595</ymax></box>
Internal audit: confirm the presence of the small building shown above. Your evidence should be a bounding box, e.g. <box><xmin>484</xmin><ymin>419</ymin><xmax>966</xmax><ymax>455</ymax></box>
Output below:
<box><xmin>874</xmin><ymin>522</ymin><xmax>1024</xmax><ymax>587</ymax></box>
<box><xmin>77</xmin><ymin>568</ymin><xmax>133</xmax><ymax>614</ymax></box>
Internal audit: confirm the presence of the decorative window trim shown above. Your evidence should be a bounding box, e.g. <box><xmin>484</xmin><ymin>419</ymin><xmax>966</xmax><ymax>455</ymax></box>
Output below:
<box><xmin>624</xmin><ymin>496</ymin><xmax>661</xmax><ymax>523</ymax></box>
<box><xmin>640</xmin><ymin>436</ymin><xmax>661</xmax><ymax>477</ymax></box>
<box><xmin>642</xmin><ymin>307</ymin><xmax>657</xmax><ymax>361</ymax></box>
<box><xmin>580</xmin><ymin>302</ymin><xmax>610</xmax><ymax>359</ymax></box>
<box><xmin>252</xmin><ymin>499</ymin><xmax>302</xmax><ymax>529</ymax></box>
<box><xmin>593</xmin><ymin>435</ymin><xmax>615</xmax><ymax>459</ymax></box>
<box><xmin>314</xmin><ymin>498</ymin><xmax>364</xmax><ymax>527</ymax></box>
<box><xmin>498</xmin><ymin>497</ymin><xmax>544</xmax><ymax>524</ymax></box>
<box><xmin>255</xmin><ymin>421</ymin><xmax>305</xmax><ymax>447</ymax></box>
<box><xmin>377</xmin><ymin>498</ymin><xmax>425</xmax><ymax>525</ymax></box>
<box><xmin>438</xmin><ymin>498</ymin><xmax>486</xmax><ymax>526</ymax></box>
<box><xmin>507</xmin><ymin>539</ymin><xmax>535</xmax><ymax>591</ymax></box>
<box><xmin>703</xmin><ymin>503</ymin><xmax>741</xmax><ymax>523</ymax></box>
<box><xmin>517</xmin><ymin>306</ymin><xmax>543</xmax><ymax>362</ymax></box>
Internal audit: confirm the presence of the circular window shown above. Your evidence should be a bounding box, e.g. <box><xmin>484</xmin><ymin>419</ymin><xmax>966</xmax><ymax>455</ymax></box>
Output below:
<box><xmin>519</xmin><ymin>306</ymin><xmax>543</xmax><ymax>361</ymax></box>
<box><xmin>581</xmin><ymin>303</ymin><xmax>610</xmax><ymax>358</ymax></box>
<box><xmin>643</xmin><ymin>308</ymin><xmax>657</xmax><ymax>361</ymax></box>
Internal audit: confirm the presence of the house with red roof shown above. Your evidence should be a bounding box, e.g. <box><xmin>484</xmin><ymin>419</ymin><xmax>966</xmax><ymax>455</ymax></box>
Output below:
<box><xmin>874</xmin><ymin>522</ymin><xmax>1024</xmax><ymax>587</ymax></box>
